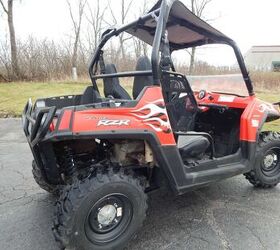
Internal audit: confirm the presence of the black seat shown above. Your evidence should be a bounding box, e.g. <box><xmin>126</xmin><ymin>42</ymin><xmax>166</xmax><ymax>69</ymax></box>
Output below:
<box><xmin>133</xmin><ymin>56</ymin><xmax>153</xmax><ymax>99</ymax></box>
<box><xmin>80</xmin><ymin>86</ymin><xmax>100</xmax><ymax>105</ymax></box>
<box><xmin>177</xmin><ymin>135</ymin><xmax>210</xmax><ymax>159</ymax></box>
<box><xmin>103</xmin><ymin>64</ymin><xmax>131</xmax><ymax>100</ymax></box>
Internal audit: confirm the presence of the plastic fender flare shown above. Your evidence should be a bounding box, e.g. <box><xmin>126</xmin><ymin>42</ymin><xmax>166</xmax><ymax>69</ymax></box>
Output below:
<box><xmin>257</xmin><ymin>110</ymin><xmax>280</xmax><ymax>140</ymax></box>
<box><xmin>44</xmin><ymin>130</ymin><xmax>181</xmax><ymax>193</ymax></box>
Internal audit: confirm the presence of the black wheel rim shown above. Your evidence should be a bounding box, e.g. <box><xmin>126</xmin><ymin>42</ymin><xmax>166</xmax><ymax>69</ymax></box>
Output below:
<box><xmin>261</xmin><ymin>147</ymin><xmax>280</xmax><ymax>177</ymax></box>
<box><xmin>84</xmin><ymin>193</ymin><xmax>133</xmax><ymax>245</ymax></box>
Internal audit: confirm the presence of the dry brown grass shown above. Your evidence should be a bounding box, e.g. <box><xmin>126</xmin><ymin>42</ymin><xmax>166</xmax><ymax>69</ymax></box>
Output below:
<box><xmin>251</xmin><ymin>72</ymin><xmax>280</xmax><ymax>91</ymax></box>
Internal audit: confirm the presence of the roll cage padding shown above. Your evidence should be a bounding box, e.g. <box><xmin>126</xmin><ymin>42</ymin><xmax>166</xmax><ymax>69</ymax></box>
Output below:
<box><xmin>133</xmin><ymin>56</ymin><xmax>153</xmax><ymax>99</ymax></box>
<box><xmin>103</xmin><ymin>64</ymin><xmax>131</xmax><ymax>100</ymax></box>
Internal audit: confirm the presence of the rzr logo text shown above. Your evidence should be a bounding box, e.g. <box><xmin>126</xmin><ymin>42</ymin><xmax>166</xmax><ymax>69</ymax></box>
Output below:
<box><xmin>97</xmin><ymin>119</ymin><xmax>130</xmax><ymax>126</ymax></box>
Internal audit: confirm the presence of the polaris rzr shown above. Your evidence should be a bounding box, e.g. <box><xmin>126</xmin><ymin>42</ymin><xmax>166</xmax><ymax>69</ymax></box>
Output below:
<box><xmin>22</xmin><ymin>0</ymin><xmax>280</xmax><ymax>249</ymax></box>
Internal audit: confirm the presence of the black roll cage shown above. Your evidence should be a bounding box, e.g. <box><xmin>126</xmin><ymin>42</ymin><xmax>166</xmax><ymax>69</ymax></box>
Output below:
<box><xmin>88</xmin><ymin>0</ymin><xmax>254</xmax><ymax>96</ymax></box>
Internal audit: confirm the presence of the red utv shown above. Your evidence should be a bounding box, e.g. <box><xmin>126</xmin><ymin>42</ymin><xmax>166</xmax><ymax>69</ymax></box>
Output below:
<box><xmin>22</xmin><ymin>0</ymin><xmax>280</xmax><ymax>249</ymax></box>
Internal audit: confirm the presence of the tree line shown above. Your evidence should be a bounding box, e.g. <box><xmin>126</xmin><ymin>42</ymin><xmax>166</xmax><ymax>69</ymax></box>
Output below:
<box><xmin>0</xmin><ymin>0</ymin><xmax>213</xmax><ymax>82</ymax></box>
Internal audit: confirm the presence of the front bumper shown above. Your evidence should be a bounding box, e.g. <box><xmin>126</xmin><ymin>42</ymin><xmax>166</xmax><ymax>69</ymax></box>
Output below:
<box><xmin>22</xmin><ymin>99</ymin><xmax>62</xmax><ymax>185</ymax></box>
<box><xmin>22</xmin><ymin>99</ymin><xmax>56</xmax><ymax>147</ymax></box>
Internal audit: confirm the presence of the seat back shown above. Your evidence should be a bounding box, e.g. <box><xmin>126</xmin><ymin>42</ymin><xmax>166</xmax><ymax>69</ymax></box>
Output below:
<box><xmin>103</xmin><ymin>64</ymin><xmax>131</xmax><ymax>100</ymax></box>
<box><xmin>133</xmin><ymin>56</ymin><xmax>153</xmax><ymax>99</ymax></box>
<box><xmin>80</xmin><ymin>86</ymin><xmax>100</xmax><ymax>105</ymax></box>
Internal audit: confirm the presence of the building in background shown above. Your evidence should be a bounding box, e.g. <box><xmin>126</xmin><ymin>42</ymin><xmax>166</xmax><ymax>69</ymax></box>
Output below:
<box><xmin>244</xmin><ymin>45</ymin><xmax>280</xmax><ymax>72</ymax></box>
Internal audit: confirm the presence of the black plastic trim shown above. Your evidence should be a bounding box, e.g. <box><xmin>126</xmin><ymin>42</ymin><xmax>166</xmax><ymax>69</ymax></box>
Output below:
<box><xmin>256</xmin><ymin>110</ymin><xmax>280</xmax><ymax>140</ymax></box>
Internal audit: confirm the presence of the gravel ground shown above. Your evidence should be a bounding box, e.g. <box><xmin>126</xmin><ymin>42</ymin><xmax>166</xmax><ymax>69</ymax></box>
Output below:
<box><xmin>1</xmin><ymin>118</ymin><xmax>280</xmax><ymax>250</ymax></box>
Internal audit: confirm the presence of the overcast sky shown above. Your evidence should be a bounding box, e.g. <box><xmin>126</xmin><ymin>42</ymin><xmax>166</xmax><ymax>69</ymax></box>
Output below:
<box><xmin>0</xmin><ymin>0</ymin><xmax>279</xmax><ymax>65</ymax></box>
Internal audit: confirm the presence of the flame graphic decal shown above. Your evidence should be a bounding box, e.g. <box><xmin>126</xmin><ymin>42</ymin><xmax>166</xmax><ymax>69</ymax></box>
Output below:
<box><xmin>132</xmin><ymin>99</ymin><xmax>171</xmax><ymax>133</ymax></box>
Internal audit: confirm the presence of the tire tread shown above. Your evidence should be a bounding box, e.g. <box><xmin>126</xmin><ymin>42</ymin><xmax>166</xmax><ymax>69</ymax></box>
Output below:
<box><xmin>244</xmin><ymin>132</ymin><xmax>280</xmax><ymax>188</ymax></box>
<box><xmin>32</xmin><ymin>160</ymin><xmax>58</xmax><ymax>194</ymax></box>
<box><xmin>52</xmin><ymin>168</ymin><xmax>147</xmax><ymax>250</ymax></box>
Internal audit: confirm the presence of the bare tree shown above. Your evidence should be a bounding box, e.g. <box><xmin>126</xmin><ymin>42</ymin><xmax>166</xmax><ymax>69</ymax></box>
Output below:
<box><xmin>0</xmin><ymin>37</ymin><xmax>11</xmax><ymax>81</ymax></box>
<box><xmin>107</xmin><ymin>0</ymin><xmax>134</xmax><ymax>60</ymax></box>
<box><xmin>188</xmin><ymin>0</ymin><xmax>214</xmax><ymax>74</ymax></box>
<box><xmin>85</xmin><ymin>0</ymin><xmax>107</xmax><ymax>53</ymax></box>
<box><xmin>132</xmin><ymin>0</ymin><xmax>153</xmax><ymax>58</ymax></box>
<box><xmin>66</xmin><ymin>0</ymin><xmax>87</xmax><ymax>80</ymax></box>
<box><xmin>0</xmin><ymin>0</ymin><xmax>19</xmax><ymax>80</ymax></box>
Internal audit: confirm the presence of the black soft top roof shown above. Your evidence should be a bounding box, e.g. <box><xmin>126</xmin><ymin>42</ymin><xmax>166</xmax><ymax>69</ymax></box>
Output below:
<box><xmin>127</xmin><ymin>0</ymin><xmax>232</xmax><ymax>50</ymax></box>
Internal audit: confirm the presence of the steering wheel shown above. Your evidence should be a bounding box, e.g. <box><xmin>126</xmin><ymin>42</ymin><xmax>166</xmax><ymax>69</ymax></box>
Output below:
<box><xmin>170</xmin><ymin>79</ymin><xmax>184</xmax><ymax>102</ymax></box>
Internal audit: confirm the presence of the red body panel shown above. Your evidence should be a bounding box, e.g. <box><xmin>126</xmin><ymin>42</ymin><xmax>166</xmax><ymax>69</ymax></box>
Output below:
<box><xmin>69</xmin><ymin>87</ymin><xmax>176</xmax><ymax>145</ymax></box>
<box><xmin>58</xmin><ymin>110</ymin><xmax>72</xmax><ymax>130</ymax></box>
<box><xmin>240</xmin><ymin>98</ymin><xmax>279</xmax><ymax>141</ymax></box>
<box><xmin>194</xmin><ymin>91</ymin><xmax>280</xmax><ymax>142</ymax></box>
<box><xmin>57</xmin><ymin>87</ymin><xmax>279</xmax><ymax>145</ymax></box>
<box><xmin>194</xmin><ymin>91</ymin><xmax>251</xmax><ymax>109</ymax></box>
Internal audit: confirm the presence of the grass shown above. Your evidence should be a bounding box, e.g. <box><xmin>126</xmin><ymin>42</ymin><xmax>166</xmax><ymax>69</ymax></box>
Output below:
<box><xmin>0</xmin><ymin>81</ymin><xmax>279</xmax><ymax>131</ymax></box>
<box><xmin>0</xmin><ymin>81</ymin><xmax>89</xmax><ymax>117</ymax></box>
<box><xmin>256</xmin><ymin>91</ymin><xmax>280</xmax><ymax>131</ymax></box>
<box><xmin>251</xmin><ymin>72</ymin><xmax>280</xmax><ymax>90</ymax></box>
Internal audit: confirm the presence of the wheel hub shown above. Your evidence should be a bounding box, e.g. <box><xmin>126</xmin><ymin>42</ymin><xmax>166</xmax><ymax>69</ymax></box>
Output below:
<box><xmin>263</xmin><ymin>154</ymin><xmax>276</xmax><ymax>169</ymax></box>
<box><xmin>264</xmin><ymin>154</ymin><xmax>276</xmax><ymax>168</ymax></box>
<box><xmin>97</xmin><ymin>204</ymin><xmax>117</xmax><ymax>226</ymax></box>
<box><xmin>85</xmin><ymin>193</ymin><xmax>132</xmax><ymax>244</ymax></box>
<box><xmin>261</xmin><ymin>147</ymin><xmax>280</xmax><ymax>177</ymax></box>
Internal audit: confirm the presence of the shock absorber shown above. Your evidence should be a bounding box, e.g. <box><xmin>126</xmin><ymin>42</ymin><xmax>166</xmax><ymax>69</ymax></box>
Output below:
<box><xmin>63</xmin><ymin>146</ymin><xmax>77</xmax><ymax>178</ymax></box>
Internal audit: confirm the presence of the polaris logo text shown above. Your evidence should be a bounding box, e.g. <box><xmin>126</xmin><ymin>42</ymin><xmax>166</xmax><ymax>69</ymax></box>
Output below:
<box><xmin>97</xmin><ymin>119</ymin><xmax>130</xmax><ymax>126</ymax></box>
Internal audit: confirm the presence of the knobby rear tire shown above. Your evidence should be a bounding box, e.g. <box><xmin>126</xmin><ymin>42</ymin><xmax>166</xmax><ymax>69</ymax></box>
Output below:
<box><xmin>32</xmin><ymin>160</ymin><xmax>59</xmax><ymax>194</ymax></box>
<box><xmin>52</xmin><ymin>168</ymin><xmax>147</xmax><ymax>250</ymax></box>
